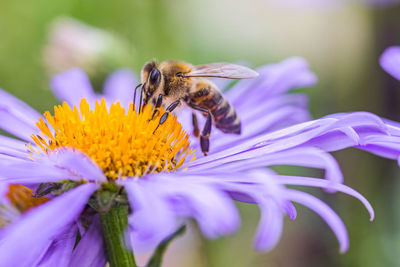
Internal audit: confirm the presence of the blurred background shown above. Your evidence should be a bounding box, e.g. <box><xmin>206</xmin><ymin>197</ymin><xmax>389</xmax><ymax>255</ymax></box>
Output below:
<box><xmin>1</xmin><ymin>0</ymin><xmax>400</xmax><ymax>266</ymax></box>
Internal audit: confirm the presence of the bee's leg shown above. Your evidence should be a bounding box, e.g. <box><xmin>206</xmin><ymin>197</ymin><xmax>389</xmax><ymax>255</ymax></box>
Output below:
<box><xmin>139</xmin><ymin>85</ymin><xmax>144</xmax><ymax>114</ymax></box>
<box><xmin>190</xmin><ymin>105</ymin><xmax>212</xmax><ymax>156</ymax></box>
<box><xmin>192</xmin><ymin>112</ymin><xmax>200</xmax><ymax>137</ymax></box>
<box><xmin>151</xmin><ymin>94</ymin><xmax>164</xmax><ymax>120</ymax></box>
<box><xmin>133</xmin><ymin>83</ymin><xmax>142</xmax><ymax>111</ymax></box>
<box><xmin>153</xmin><ymin>100</ymin><xmax>181</xmax><ymax>133</ymax></box>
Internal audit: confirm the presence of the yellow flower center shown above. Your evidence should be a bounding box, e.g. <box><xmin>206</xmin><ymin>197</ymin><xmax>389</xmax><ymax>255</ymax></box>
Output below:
<box><xmin>31</xmin><ymin>98</ymin><xmax>195</xmax><ymax>180</ymax></box>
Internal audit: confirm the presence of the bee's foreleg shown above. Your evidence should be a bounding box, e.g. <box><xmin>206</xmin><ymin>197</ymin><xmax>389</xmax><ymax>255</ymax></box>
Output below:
<box><xmin>139</xmin><ymin>84</ymin><xmax>145</xmax><ymax>114</ymax></box>
<box><xmin>151</xmin><ymin>94</ymin><xmax>164</xmax><ymax>120</ymax></box>
<box><xmin>153</xmin><ymin>100</ymin><xmax>181</xmax><ymax>134</ymax></box>
<box><xmin>190</xmin><ymin>105</ymin><xmax>212</xmax><ymax>156</ymax></box>
<box><xmin>133</xmin><ymin>83</ymin><xmax>142</xmax><ymax>111</ymax></box>
<box><xmin>192</xmin><ymin>112</ymin><xmax>200</xmax><ymax>137</ymax></box>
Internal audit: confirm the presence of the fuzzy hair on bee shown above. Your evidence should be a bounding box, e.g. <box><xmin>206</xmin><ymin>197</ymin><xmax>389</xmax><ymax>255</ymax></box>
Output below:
<box><xmin>137</xmin><ymin>60</ymin><xmax>259</xmax><ymax>156</ymax></box>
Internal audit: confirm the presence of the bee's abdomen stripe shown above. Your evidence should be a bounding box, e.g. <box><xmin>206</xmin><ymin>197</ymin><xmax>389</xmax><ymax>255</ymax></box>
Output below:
<box><xmin>203</xmin><ymin>92</ymin><xmax>222</xmax><ymax>109</ymax></box>
<box><xmin>190</xmin><ymin>84</ymin><xmax>241</xmax><ymax>135</ymax></box>
<box><xmin>223</xmin><ymin>121</ymin><xmax>241</xmax><ymax>134</ymax></box>
<box><xmin>212</xmin><ymin>97</ymin><xmax>241</xmax><ymax>134</ymax></box>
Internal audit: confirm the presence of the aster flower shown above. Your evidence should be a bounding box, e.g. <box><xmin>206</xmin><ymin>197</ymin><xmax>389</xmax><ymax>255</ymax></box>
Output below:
<box><xmin>380</xmin><ymin>46</ymin><xmax>400</xmax><ymax>81</ymax></box>
<box><xmin>1</xmin><ymin>58</ymin><xmax>400</xmax><ymax>267</ymax></box>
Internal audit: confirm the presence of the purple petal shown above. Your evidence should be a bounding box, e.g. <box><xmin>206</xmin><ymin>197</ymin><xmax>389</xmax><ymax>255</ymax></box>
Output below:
<box><xmin>178</xmin><ymin>171</ymin><xmax>289</xmax><ymax>251</ymax></box>
<box><xmin>123</xmin><ymin>175</ymin><xmax>240</xmax><ymax>250</ymax></box>
<box><xmin>189</xmin><ymin>112</ymin><xmax>392</xmax><ymax>169</ymax></box>
<box><xmin>156</xmin><ymin>178</ymin><xmax>240</xmax><ymax>239</ymax></box>
<box><xmin>0</xmin><ymin>147</ymin><xmax>29</xmax><ymax>159</ymax></box>
<box><xmin>190</xmin><ymin>148</ymin><xmax>343</xmax><ymax>185</ymax></box>
<box><xmin>0</xmin><ymin>196</ymin><xmax>20</xmax><ymax>224</ymax></box>
<box><xmin>226</xmin><ymin>57</ymin><xmax>317</xmax><ymax>109</ymax></box>
<box><xmin>103</xmin><ymin>69</ymin><xmax>138</xmax><ymax>109</ymax></box>
<box><xmin>0</xmin><ymin>89</ymin><xmax>41</xmax><ymax>141</ymax></box>
<box><xmin>123</xmin><ymin>180</ymin><xmax>178</xmax><ymax>251</ymax></box>
<box><xmin>285</xmin><ymin>189</ymin><xmax>349</xmax><ymax>253</ymax></box>
<box><xmin>189</xmin><ymin>119</ymin><xmax>330</xmax><ymax>167</ymax></box>
<box><xmin>0</xmin><ymin>149</ymin><xmax>105</xmax><ymax>184</ymax></box>
<box><xmin>254</xmin><ymin>199</ymin><xmax>284</xmax><ymax>251</ymax></box>
<box><xmin>45</xmin><ymin>148</ymin><xmax>106</xmax><ymax>182</ymax></box>
<box><xmin>0</xmin><ymin>183</ymin><xmax>98</xmax><ymax>267</ymax></box>
<box><xmin>165</xmin><ymin>170</ymin><xmax>358</xmax><ymax>252</ymax></box>
<box><xmin>212</xmin><ymin>96</ymin><xmax>311</xmax><ymax>152</ymax></box>
<box><xmin>302</xmin><ymin>114</ymin><xmax>400</xmax><ymax>161</ymax></box>
<box><xmin>380</xmin><ymin>46</ymin><xmax>400</xmax><ymax>81</ymax></box>
<box><xmin>36</xmin><ymin>224</ymin><xmax>77</xmax><ymax>267</ymax></box>
<box><xmin>283</xmin><ymin>201</ymin><xmax>297</xmax><ymax>220</ymax></box>
<box><xmin>0</xmin><ymin>135</ymin><xmax>29</xmax><ymax>153</ymax></box>
<box><xmin>50</xmin><ymin>68</ymin><xmax>96</xmax><ymax>106</ymax></box>
<box><xmin>277</xmin><ymin>175</ymin><xmax>374</xmax><ymax>221</ymax></box>
<box><xmin>358</xmin><ymin>142</ymin><xmax>400</xmax><ymax>161</ymax></box>
<box><xmin>0</xmin><ymin>157</ymin><xmax>83</xmax><ymax>184</ymax></box>
<box><xmin>0</xmin><ymin>89</ymin><xmax>41</xmax><ymax>123</ymax></box>
<box><xmin>0</xmin><ymin>182</ymin><xmax>10</xmax><ymax>205</ymax></box>
<box><xmin>70</xmin><ymin>216</ymin><xmax>107</xmax><ymax>267</ymax></box>
<box><xmin>383</xmin><ymin>118</ymin><xmax>400</xmax><ymax>133</ymax></box>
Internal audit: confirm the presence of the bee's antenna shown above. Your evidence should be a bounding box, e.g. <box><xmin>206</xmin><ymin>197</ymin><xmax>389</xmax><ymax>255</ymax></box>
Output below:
<box><xmin>133</xmin><ymin>83</ymin><xmax>142</xmax><ymax>111</ymax></box>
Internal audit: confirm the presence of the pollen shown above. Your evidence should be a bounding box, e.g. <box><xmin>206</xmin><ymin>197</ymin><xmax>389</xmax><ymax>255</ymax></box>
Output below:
<box><xmin>6</xmin><ymin>184</ymin><xmax>49</xmax><ymax>212</ymax></box>
<box><xmin>31</xmin><ymin>99</ymin><xmax>195</xmax><ymax>180</ymax></box>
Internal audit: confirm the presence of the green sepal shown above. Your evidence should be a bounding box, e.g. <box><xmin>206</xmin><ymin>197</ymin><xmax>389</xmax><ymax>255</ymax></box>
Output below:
<box><xmin>88</xmin><ymin>183</ymin><xmax>122</xmax><ymax>213</ymax></box>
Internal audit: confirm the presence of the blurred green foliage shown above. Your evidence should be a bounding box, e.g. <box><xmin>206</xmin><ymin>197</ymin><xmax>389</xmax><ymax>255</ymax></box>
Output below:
<box><xmin>1</xmin><ymin>0</ymin><xmax>400</xmax><ymax>266</ymax></box>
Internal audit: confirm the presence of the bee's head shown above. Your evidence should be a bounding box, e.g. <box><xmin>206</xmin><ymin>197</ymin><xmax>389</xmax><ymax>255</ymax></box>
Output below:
<box><xmin>141</xmin><ymin>60</ymin><xmax>163</xmax><ymax>105</ymax></box>
<box><xmin>160</xmin><ymin>61</ymin><xmax>193</xmax><ymax>80</ymax></box>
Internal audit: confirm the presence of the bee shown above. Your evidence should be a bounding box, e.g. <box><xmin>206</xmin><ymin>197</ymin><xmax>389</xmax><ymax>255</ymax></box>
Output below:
<box><xmin>137</xmin><ymin>60</ymin><xmax>259</xmax><ymax>156</ymax></box>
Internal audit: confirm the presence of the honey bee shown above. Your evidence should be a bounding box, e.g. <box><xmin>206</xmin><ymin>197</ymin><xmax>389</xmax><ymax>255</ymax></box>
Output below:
<box><xmin>137</xmin><ymin>60</ymin><xmax>259</xmax><ymax>155</ymax></box>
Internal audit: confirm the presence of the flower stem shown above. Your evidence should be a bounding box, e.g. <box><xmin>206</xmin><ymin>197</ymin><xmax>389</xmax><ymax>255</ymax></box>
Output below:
<box><xmin>99</xmin><ymin>204</ymin><xmax>136</xmax><ymax>267</ymax></box>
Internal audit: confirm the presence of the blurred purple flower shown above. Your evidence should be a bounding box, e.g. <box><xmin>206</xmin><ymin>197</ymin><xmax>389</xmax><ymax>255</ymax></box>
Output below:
<box><xmin>380</xmin><ymin>46</ymin><xmax>400</xmax><ymax>81</ymax></box>
<box><xmin>43</xmin><ymin>17</ymin><xmax>134</xmax><ymax>76</ymax></box>
<box><xmin>0</xmin><ymin>58</ymin><xmax>400</xmax><ymax>266</ymax></box>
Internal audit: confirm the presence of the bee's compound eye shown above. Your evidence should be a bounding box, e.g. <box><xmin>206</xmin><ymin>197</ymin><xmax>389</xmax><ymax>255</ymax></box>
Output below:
<box><xmin>149</xmin><ymin>68</ymin><xmax>161</xmax><ymax>86</ymax></box>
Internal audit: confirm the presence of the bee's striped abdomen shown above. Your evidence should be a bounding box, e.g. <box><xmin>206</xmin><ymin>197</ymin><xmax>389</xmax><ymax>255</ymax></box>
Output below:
<box><xmin>188</xmin><ymin>81</ymin><xmax>241</xmax><ymax>135</ymax></box>
<box><xmin>211</xmin><ymin>96</ymin><xmax>241</xmax><ymax>134</ymax></box>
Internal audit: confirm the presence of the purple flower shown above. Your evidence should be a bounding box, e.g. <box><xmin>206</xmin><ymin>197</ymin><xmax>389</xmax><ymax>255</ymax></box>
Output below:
<box><xmin>43</xmin><ymin>16</ymin><xmax>134</xmax><ymax>77</ymax></box>
<box><xmin>0</xmin><ymin>57</ymin><xmax>400</xmax><ymax>266</ymax></box>
<box><xmin>380</xmin><ymin>46</ymin><xmax>400</xmax><ymax>81</ymax></box>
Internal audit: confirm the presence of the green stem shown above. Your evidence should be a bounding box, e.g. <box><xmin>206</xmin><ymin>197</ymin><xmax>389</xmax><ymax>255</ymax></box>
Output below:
<box><xmin>99</xmin><ymin>204</ymin><xmax>136</xmax><ymax>267</ymax></box>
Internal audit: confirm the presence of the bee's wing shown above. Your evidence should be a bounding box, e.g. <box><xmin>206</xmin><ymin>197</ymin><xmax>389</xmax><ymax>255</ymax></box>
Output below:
<box><xmin>184</xmin><ymin>63</ymin><xmax>259</xmax><ymax>79</ymax></box>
